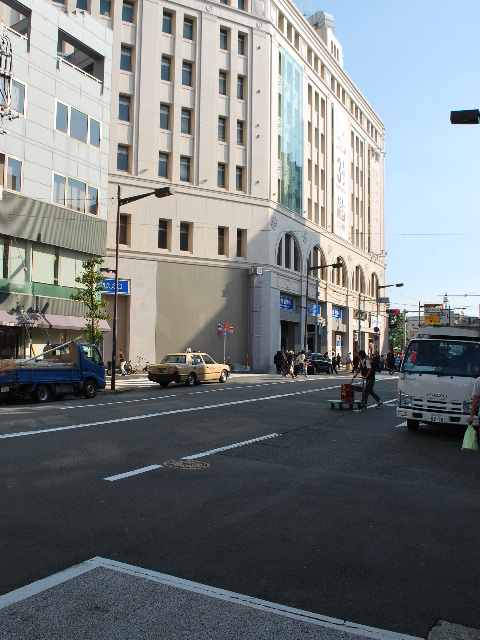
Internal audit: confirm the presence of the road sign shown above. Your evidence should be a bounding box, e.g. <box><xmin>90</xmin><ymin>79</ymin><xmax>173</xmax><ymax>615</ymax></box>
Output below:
<box><xmin>373</xmin><ymin>327</ymin><xmax>379</xmax><ymax>333</ymax></box>
<box><xmin>217</xmin><ymin>322</ymin><xmax>222</xmax><ymax>330</ymax></box>
<box><xmin>222</xmin><ymin>323</ymin><xmax>228</xmax><ymax>331</ymax></box>
<box><xmin>229</xmin><ymin>325</ymin><xmax>233</xmax><ymax>333</ymax></box>
<box><xmin>377</xmin><ymin>297</ymin><xmax>389</xmax><ymax>304</ymax></box>
<box><xmin>217</xmin><ymin>330</ymin><xmax>222</xmax><ymax>337</ymax></box>
<box><xmin>374</xmin><ymin>334</ymin><xmax>379</xmax><ymax>342</ymax></box>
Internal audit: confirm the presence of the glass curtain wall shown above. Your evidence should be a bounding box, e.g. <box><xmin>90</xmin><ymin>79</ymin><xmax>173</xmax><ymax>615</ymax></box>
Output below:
<box><xmin>279</xmin><ymin>49</ymin><xmax>303</xmax><ymax>215</ymax></box>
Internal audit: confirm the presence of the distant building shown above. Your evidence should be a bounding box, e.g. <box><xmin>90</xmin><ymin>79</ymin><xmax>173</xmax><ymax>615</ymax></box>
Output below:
<box><xmin>0</xmin><ymin>0</ymin><xmax>112</xmax><ymax>358</ymax></box>
<box><xmin>44</xmin><ymin>0</ymin><xmax>385</xmax><ymax>370</ymax></box>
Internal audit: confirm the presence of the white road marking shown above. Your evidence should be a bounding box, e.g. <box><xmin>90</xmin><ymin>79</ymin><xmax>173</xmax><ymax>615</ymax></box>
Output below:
<box><xmin>395</xmin><ymin>422</ymin><xmax>407</xmax><ymax>428</ymax></box>
<box><xmin>104</xmin><ymin>464</ymin><xmax>162</xmax><ymax>481</ymax></box>
<box><xmin>0</xmin><ymin>387</ymin><xmax>335</xmax><ymax>440</ymax></box>
<box><xmin>182</xmin><ymin>433</ymin><xmax>279</xmax><ymax>460</ymax></box>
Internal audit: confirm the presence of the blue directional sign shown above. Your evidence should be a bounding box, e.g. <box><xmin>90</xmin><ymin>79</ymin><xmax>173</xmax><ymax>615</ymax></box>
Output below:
<box><xmin>102</xmin><ymin>279</ymin><xmax>130</xmax><ymax>295</ymax></box>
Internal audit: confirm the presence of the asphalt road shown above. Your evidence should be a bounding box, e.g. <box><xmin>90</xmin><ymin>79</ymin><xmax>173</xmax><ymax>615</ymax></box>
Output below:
<box><xmin>1</xmin><ymin>372</ymin><xmax>479</xmax><ymax>638</ymax></box>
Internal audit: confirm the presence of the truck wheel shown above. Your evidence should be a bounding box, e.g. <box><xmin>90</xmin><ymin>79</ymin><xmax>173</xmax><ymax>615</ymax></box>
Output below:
<box><xmin>160</xmin><ymin>382</ymin><xmax>169</xmax><ymax>388</ymax></box>
<box><xmin>219</xmin><ymin>370</ymin><xmax>228</xmax><ymax>383</ymax></box>
<box><xmin>83</xmin><ymin>379</ymin><xmax>98</xmax><ymax>399</ymax></box>
<box><xmin>407</xmin><ymin>419</ymin><xmax>419</xmax><ymax>431</ymax></box>
<box><xmin>185</xmin><ymin>373</ymin><xmax>196</xmax><ymax>387</ymax></box>
<box><xmin>34</xmin><ymin>385</ymin><xmax>50</xmax><ymax>403</ymax></box>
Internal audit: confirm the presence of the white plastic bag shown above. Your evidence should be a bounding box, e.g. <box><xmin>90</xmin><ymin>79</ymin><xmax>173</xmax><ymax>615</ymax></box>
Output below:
<box><xmin>461</xmin><ymin>425</ymin><xmax>478</xmax><ymax>451</ymax></box>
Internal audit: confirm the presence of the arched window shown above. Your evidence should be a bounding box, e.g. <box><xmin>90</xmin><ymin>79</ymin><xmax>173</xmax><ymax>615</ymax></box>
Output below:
<box><xmin>332</xmin><ymin>256</ymin><xmax>346</xmax><ymax>287</ymax></box>
<box><xmin>353</xmin><ymin>266</ymin><xmax>365</xmax><ymax>293</ymax></box>
<box><xmin>278</xmin><ymin>233</ymin><xmax>301</xmax><ymax>272</ymax></box>
<box><xmin>306</xmin><ymin>245</ymin><xmax>325</xmax><ymax>279</ymax></box>
<box><xmin>371</xmin><ymin>273</ymin><xmax>379</xmax><ymax>298</ymax></box>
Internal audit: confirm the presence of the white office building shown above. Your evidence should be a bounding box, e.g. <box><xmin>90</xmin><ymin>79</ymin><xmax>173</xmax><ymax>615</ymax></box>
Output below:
<box><xmin>44</xmin><ymin>0</ymin><xmax>386</xmax><ymax>370</ymax></box>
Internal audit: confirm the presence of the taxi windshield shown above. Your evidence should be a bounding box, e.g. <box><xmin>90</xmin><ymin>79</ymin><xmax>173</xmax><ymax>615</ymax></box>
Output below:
<box><xmin>161</xmin><ymin>355</ymin><xmax>186</xmax><ymax>364</ymax></box>
<box><xmin>402</xmin><ymin>340</ymin><xmax>480</xmax><ymax>377</ymax></box>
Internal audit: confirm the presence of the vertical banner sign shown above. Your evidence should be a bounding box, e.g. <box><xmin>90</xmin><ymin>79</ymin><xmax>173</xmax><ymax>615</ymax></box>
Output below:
<box><xmin>333</xmin><ymin>107</ymin><xmax>349</xmax><ymax>240</ymax></box>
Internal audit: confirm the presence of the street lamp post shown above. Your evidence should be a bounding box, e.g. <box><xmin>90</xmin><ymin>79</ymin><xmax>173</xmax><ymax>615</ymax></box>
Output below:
<box><xmin>376</xmin><ymin>283</ymin><xmax>403</xmax><ymax>352</ymax></box>
<box><xmin>110</xmin><ymin>185</ymin><xmax>174</xmax><ymax>390</ymax></box>
<box><xmin>304</xmin><ymin>261</ymin><xmax>342</xmax><ymax>353</ymax></box>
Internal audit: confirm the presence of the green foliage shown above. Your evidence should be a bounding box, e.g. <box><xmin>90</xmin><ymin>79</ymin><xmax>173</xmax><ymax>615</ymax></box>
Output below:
<box><xmin>388</xmin><ymin>312</ymin><xmax>408</xmax><ymax>350</ymax></box>
<box><xmin>70</xmin><ymin>257</ymin><xmax>111</xmax><ymax>347</ymax></box>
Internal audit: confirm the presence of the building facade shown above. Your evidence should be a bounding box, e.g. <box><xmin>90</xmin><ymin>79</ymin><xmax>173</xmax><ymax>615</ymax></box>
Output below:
<box><xmin>0</xmin><ymin>0</ymin><xmax>112</xmax><ymax>358</ymax></box>
<box><xmin>44</xmin><ymin>0</ymin><xmax>386</xmax><ymax>370</ymax></box>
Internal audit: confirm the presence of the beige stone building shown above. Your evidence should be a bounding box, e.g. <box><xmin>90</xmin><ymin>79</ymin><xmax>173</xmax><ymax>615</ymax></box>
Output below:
<box><xmin>42</xmin><ymin>0</ymin><xmax>386</xmax><ymax>371</ymax></box>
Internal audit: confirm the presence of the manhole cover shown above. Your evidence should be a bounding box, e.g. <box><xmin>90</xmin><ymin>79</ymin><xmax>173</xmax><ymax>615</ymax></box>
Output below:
<box><xmin>163</xmin><ymin>459</ymin><xmax>210</xmax><ymax>470</ymax></box>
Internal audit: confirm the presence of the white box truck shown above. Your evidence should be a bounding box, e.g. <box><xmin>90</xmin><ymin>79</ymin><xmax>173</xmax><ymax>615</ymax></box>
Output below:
<box><xmin>397</xmin><ymin>323</ymin><xmax>480</xmax><ymax>430</ymax></box>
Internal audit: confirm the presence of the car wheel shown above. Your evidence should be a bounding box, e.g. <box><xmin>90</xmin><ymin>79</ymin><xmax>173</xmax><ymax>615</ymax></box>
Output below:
<box><xmin>34</xmin><ymin>384</ymin><xmax>50</xmax><ymax>403</ymax></box>
<box><xmin>185</xmin><ymin>373</ymin><xmax>196</xmax><ymax>387</ymax></box>
<box><xmin>83</xmin><ymin>379</ymin><xmax>98</xmax><ymax>399</ymax></box>
<box><xmin>219</xmin><ymin>370</ymin><xmax>228</xmax><ymax>383</ymax></box>
<box><xmin>159</xmin><ymin>382</ymin><xmax>169</xmax><ymax>388</ymax></box>
<box><xmin>407</xmin><ymin>419</ymin><xmax>420</xmax><ymax>431</ymax></box>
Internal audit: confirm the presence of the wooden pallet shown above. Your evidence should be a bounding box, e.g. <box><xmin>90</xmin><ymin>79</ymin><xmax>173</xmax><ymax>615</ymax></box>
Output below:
<box><xmin>327</xmin><ymin>400</ymin><xmax>366</xmax><ymax>410</ymax></box>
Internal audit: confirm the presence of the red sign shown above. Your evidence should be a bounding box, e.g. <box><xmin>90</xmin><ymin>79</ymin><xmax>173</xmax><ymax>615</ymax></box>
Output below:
<box><xmin>229</xmin><ymin>325</ymin><xmax>234</xmax><ymax>333</ymax></box>
<box><xmin>222</xmin><ymin>323</ymin><xmax>228</xmax><ymax>331</ymax></box>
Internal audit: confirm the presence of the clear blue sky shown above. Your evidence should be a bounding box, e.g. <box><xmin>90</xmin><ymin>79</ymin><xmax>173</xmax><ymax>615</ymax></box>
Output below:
<box><xmin>297</xmin><ymin>0</ymin><xmax>480</xmax><ymax>316</ymax></box>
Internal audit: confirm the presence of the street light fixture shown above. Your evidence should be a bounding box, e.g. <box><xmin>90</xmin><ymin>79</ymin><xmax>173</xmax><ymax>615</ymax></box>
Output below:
<box><xmin>450</xmin><ymin>109</ymin><xmax>480</xmax><ymax>125</ymax></box>
<box><xmin>304</xmin><ymin>261</ymin><xmax>342</xmax><ymax>352</ymax></box>
<box><xmin>110</xmin><ymin>185</ymin><xmax>175</xmax><ymax>390</ymax></box>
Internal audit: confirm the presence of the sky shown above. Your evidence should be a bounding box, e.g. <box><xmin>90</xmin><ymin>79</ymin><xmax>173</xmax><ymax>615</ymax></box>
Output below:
<box><xmin>295</xmin><ymin>0</ymin><xmax>480</xmax><ymax>316</ymax></box>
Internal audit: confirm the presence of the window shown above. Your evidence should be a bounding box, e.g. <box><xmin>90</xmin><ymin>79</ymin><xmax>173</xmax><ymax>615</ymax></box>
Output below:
<box><xmin>4</xmin><ymin>156</ymin><xmax>21</xmax><ymax>192</ymax></box>
<box><xmin>56</xmin><ymin>102</ymin><xmax>68</xmax><ymax>134</ymax></box>
<box><xmin>182</xmin><ymin>61</ymin><xmax>193</xmax><ymax>87</ymax></box>
<box><xmin>180</xmin><ymin>222</ymin><xmax>190</xmax><ymax>251</ymax></box>
<box><xmin>220</xmin><ymin>0</ymin><xmax>227</xmax><ymax>4</ymax></box>
<box><xmin>53</xmin><ymin>174</ymin><xmax>66</xmax><ymax>206</ymax></box>
<box><xmin>278</xmin><ymin>233</ymin><xmax>300</xmax><ymax>271</ymax></box>
<box><xmin>160</xmin><ymin>103</ymin><xmax>170</xmax><ymax>130</ymax></box>
<box><xmin>119</xmin><ymin>215</ymin><xmax>129</xmax><ymax>245</ymax></box>
<box><xmin>67</xmin><ymin>177</ymin><xmax>85</xmax><ymax>213</ymax></box>
<box><xmin>99</xmin><ymin>0</ymin><xmax>110</xmax><ymax>16</ymax></box>
<box><xmin>236</xmin><ymin>120</ymin><xmax>244</xmax><ymax>145</ymax></box>
<box><xmin>180</xmin><ymin>156</ymin><xmax>190</xmax><ymax>182</ymax></box>
<box><xmin>183</xmin><ymin>17</ymin><xmax>194</xmax><ymax>40</ymax></box>
<box><xmin>235</xmin><ymin>166</ymin><xmax>243</xmax><ymax>191</ymax></box>
<box><xmin>238</xmin><ymin>0</ymin><xmax>245</xmax><ymax>9</ymax></box>
<box><xmin>70</xmin><ymin>107</ymin><xmax>88</xmax><ymax>144</ymax></box>
<box><xmin>117</xmin><ymin>145</ymin><xmax>129</xmax><ymax>172</ymax></box>
<box><xmin>10</xmin><ymin>79</ymin><xmax>26</xmax><ymax>116</ymax></box>
<box><xmin>120</xmin><ymin>46</ymin><xmax>132</xmax><ymax>72</ymax></box>
<box><xmin>158</xmin><ymin>219</ymin><xmax>168</xmax><ymax>249</ymax></box>
<box><xmin>161</xmin><ymin>56</ymin><xmax>171</xmax><ymax>81</ymax></box>
<box><xmin>217</xmin><ymin>163</ymin><xmax>226</xmax><ymax>188</ymax></box>
<box><xmin>236</xmin><ymin>229</ymin><xmax>246</xmax><ymax>257</ymax></box>
<box><xmin>219</xmin><ymin>71</ymin><xmax>227</xmax><ymax>95</ymax></box>
<box><xmin>122</xmin><ymin>1</ymin><xmax>134</xmax><ymax>23</ymax></box>
<box><xmin>181</xmin><ymin>108</ymin><xmax>192</xmax><ymax>134</ymax></box>
<box><xmin>87</xmin><ymin>185</ymin><xmax>98</xmax><ymax>216</ymax></box>
<box><xmin>218</xmin><ymin>117</ymin><xmax>226</xmax><ymax>141</ymax></box>
<box><xmin>162</xmin><ymin>11</ymin><xmax>172</xmax><ymax>34</ymax></box>
<box><xmin>237</xmin><ymin>75</ymin><xmax>245</xmax><ymax>99</ymax></box>
<box><xmin>118</xmin><ymin>95</ymin><xmax>130</xmax><ymax>122</ymax></box>
<box><xmin>238</xmin><ymin>34</ymin><xmax>245</xmax><ymax>55</ymax></box>
<box><xmin>218</xmin><ymin>227</ymin><xmax>226</xmax><ymax>255</ymax></box>
<box><xmin>76</xmin><ymin>0</ymin><xmax>88</xmax><ymax>8</ymax></box>
<box><xmin>89</xmin><ymin>119</ymin><xmax>100</xmax><ymax>148</ymax></box>
<box><xmin>220</xmin><ymin>29</ymin><xmax>228</xmax><ymax>51</ymax></box>
<box><xmin>158</xmin><ymin>153</ymin><xmax>168</xmax><ymax>178</ymax></box>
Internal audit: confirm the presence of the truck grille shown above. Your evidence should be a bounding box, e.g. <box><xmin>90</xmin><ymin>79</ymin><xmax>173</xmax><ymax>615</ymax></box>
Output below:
<box><xmin>411</xmin><ymin>397</ymin><xmax>463</xmax><ymax>414</ymax></box>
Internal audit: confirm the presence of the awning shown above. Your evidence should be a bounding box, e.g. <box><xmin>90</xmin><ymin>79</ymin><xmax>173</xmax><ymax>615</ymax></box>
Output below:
<box><xmin>0</xmin><ymin>311</ymin><xmax>110</xmax><ymax>332</ymax></box>
<box><xmin>44</xmin><ymin>314</ymin><xmax>111</xmax><ymax>332</ymax></box>
<box><xmin>0</xmin><ymin>310</ymin><xmax>50</xmax><ymax>328</ymax></box>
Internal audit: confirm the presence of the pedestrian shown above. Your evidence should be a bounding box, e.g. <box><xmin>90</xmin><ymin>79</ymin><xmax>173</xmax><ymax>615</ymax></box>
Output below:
<box><xmin>331</xmin><ymin>352</ymin><xmax>338</xmax><ymax>375</ymax></box>
<box><xmin>336</xmin><ymin>353</ymin><xmax>341</xmax><ymax>370</ymax></box>
<box><xmin>353</xmin><ymin>352</ymin><xmax>359</xmax><ymax>372</ymax></box>
<box><xmin>282</xmin><ymin>352</ymin><xmax>289</xmax><ymax>377</ymax></box>
<box><xmin>287</xmin><ymin>351</ymin><xmax>296</xmax><ymax>378</ymax></box>
<box><xmin>352</xmin><ymin>349</ymin><xmax>383</xmax><ymax>409</ymax></box>
<box><xmin>117</xmin><ymin>349</ymin><xmax>126</xmax><ymax>376</ymax></box>
<box><xmin>273</xmin><ymin>350</ymin><xmax>283</xmax><ymax>374</ymax></box>
<box><xmin>297</xmin><ymin>350</ymin><xmax>307</xmax><ymax>378</ymax></box>
<box><xmin>467</xmin><ymin>376</ymin><xmax>480</xmax><ymax>435</ymax></box>
<box><xmin>346</xmin><ymin>352</ymin><xmax>352</xmax><ymax>372</ymax></box>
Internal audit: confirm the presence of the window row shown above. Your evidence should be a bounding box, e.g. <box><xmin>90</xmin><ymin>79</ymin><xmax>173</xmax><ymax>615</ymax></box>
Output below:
<box><xmin>162</xmin><ymin>3</ymin><xmax>246</xmax><ymax>40</ymax></box>
<box><xmin>220</xmin><ymin>29</ymin><xmax>247</xmax><ymax>55</ymax></box>
<box><xmin>55</xmin><ymin>101</ymin><xmax>101</xmax><ymax>149</ymax></box>
<box><xmin>92</xmin><ymin>0</ymin><xmax>134</xmax><ymax>22</ymax></box>
<box><xmin>156</xmin><ymin>218</ymin><xmax>247</xmax><ymax>257</ymax></box>
<box><xmin>157</xmin><ymin>152</ymin><xmax>245</xmax><ymax>191</ymax></box>
<box><xmin>160</xmin><ymin>104</ymin><xmax>193</xmax><ymax>134</ymax></box>
<box><xmin>53</xmin><ymin>173</ymin><xmax>99</xmax><ymax>216</ymax></box>
<box><xmin>218</xmin><ymin>117</ymin><xmax>244</xmax><ymax>144</ymax></box>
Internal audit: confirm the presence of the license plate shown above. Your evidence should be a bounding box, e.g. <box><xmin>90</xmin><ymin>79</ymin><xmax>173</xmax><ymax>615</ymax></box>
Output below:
<box><xmin>1</xmin><ymin>386</ymin><xmax>9</xmax><ymax>393</ymax></box>
<box><xmin>430</xmin><ymin>413</ymin><xmax>444</xmax><ymax>423</ymax></box>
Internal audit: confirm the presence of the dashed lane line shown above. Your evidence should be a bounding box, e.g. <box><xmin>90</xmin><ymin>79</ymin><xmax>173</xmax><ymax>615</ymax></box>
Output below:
<box><xmin>104</xmin><ymin>464</ymin><xmax>163</xmax><ymax>481</ymax></box>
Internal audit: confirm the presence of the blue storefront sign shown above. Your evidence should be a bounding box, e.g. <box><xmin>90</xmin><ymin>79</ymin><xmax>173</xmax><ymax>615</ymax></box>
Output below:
<box><xmin>280</xmin><ymin>296</ymin><xmax>294</xmax><ymax>311</ymax></box>
<box><xmin>102</xmin><ymin>279</ymin><xmax>130</xmax><ymax>295</ymax></box>
<box><xmin>332</xmin><ymin>307</ymin><xmax>342</xmax><ymax>320</ymax></box>
<box><xmin>307</xmin><ymin>303</ymin><xmax>321</xmax><ymax>316</ymax></box>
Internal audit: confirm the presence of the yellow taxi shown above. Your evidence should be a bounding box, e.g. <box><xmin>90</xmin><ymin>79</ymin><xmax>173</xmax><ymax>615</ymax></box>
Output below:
<box><xmin>148</xmin><ymin>350</ymin><xmax>230</xmax><ymax>387</ymax></box>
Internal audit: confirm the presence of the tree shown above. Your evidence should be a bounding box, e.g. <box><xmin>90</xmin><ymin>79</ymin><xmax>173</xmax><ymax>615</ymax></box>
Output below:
<box><xmin>70</xmin><ymin>257</ymin><xmax>111</xmax><ymax>347</ymax></box>
<box><xmin>388</xmin><ymin>312</ymin><xmax>408</xmax><ymax>351</ymax></box>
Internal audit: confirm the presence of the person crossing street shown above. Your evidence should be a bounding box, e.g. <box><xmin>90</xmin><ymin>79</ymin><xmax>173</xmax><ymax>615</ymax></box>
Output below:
<box><xmin>352</xmin><ymin>349</ymin><xmax>383</xmax><ymax>409</ymax></box>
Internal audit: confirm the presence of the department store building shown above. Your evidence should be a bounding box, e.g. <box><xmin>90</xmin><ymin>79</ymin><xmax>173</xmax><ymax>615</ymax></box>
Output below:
<box><xmin>47</xmin><ymin>0</ymin><xmax>386</xmax><ymax>371</ymax></box>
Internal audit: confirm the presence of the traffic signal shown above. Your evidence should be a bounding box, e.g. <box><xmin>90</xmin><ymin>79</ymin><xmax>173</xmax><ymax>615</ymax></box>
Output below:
<box><xmin>388</xmin><ymin>309</ymin><xmax>400</xmax><ymax>329</ymax></box>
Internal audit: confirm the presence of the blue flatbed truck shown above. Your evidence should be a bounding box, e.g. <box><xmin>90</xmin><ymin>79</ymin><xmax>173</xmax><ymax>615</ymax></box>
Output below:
<box><xmin>0</xmin><ymin>340</ymin><xmax>106</xmax><ymax>403</ymax></box>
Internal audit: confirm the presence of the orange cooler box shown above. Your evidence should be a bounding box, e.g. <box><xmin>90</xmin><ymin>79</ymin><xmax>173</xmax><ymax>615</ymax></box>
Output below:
<box><xmin>341</xmin><ymin>384</ymin><xmax>355</xmax><ymax>402</ymax></box>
